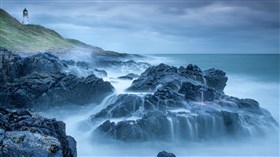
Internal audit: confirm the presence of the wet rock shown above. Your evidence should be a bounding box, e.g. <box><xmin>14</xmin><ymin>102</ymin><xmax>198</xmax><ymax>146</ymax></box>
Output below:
<box><xmin>0</xmin><ymin>107</ymin><xmax>76</xmax><ymax>157</ymax></box>
<box><xmin>97</xmin><ymin>111</ymin><xmax>171</xmax><ymax>141</ymax></box>
<box><xmin>22</xmin><ymin>53</ymin><xmax>65</xmax><ymax>76</ymax></box>
<box><xmin>94</xmin><ymin>58</ymin><xmax>151</xmax><ymax>72</ymax></box>
<box><xmin>92</xmin><ymin>94</ymin><xmax>143</xmax><ymax>119</ymax></box>
<box><xmin>127</xmin><ymin>64</ymin><xmax>180</xmax><ymax>92</ymax></box>
<box><xmin>118</xmin><ymin>73</ymin><xmax>139</xmax><ymax>80</ymax></box>
<box><xmin>91</xmin><ymin>63</ymin><xmax>278</xmax><ymax>142</ymax></box>
<box><xmin>178</xmin><ymin>82</ymin><xmax>218</xmax><ymax>101</ymax></box>
<box><xmin>0</xmin><ymin>48</ymin><xmax>23</xmax><ymax>83</ymax></box>
<box><xmin>203</xmin><ymin>68</ymin><xmax>228</xmax><ymax>92</ymax></box>
<box><xmin>0</xmin><ymin>49</ymin><xmax>114</xmax><ymax>109</ymax></box>
<box><xmin>76</xmin><ymin>61</ymin><xmax>89</xmax><ymax>69</ymax></box>
<box><xmin>128</xmin><ymin>63</ymin><xmax>227</xmax><ymax>93</ymax></box>
<box><xmin>93</xmin><ymin>69</ymin><xmax>107</xmax><ymax>77</ymax></box>
<box><xmin>157</xmin><ymin>151</ymin><xmax>176</xmax><ymax>157</ymax></box>
<box><xmin>0</xmin><ymin>73</ymin><xmax>114</xmax><ymax>109</ymax></box>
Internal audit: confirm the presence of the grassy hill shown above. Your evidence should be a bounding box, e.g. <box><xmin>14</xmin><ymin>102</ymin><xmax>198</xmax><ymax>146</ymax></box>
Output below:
<box><xmin>0</xmin><ymin>9</ymin><xmax>79</xmax><ymax>53</ymax></box>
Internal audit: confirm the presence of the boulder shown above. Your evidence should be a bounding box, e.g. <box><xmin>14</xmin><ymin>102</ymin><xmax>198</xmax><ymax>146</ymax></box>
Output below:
<box><xmin>0</xmin><ymin>107</ymin><xmax>76</xmax><ymax>157</ymax></box>
<box><xmin>203</xmin><ymin>68</ymin><xmax>228</xmax><ymax>92</ymax></box>
<box><xmin>157</xmin><ymin>151</ymin><xmax>176</xmax><ymax>157</ymax></box>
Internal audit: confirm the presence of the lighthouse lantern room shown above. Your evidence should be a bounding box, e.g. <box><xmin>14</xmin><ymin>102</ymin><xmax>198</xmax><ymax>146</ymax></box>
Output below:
<box><xmin>22</xmin><ymin>8</ymin><xmax>29</xmax><ymax>25</ymax></box>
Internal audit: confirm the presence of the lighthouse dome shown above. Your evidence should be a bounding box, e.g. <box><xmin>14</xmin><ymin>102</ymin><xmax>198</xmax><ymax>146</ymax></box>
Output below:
<box><xmin>23</xmin><ymin>8</ymin><xmax>28</xmax><ymax>15</ymax></box>
<box><xmin>22</xmin><ymin>8</ymin><xmax>29</xmax><ymax>25</ymax></box>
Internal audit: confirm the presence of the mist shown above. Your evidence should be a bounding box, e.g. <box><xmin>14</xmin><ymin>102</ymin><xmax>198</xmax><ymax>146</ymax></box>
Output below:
<box><xmin>38</xmin><ymin>52</ymin><xmax>279</xmax><ymax>157</ymax></box>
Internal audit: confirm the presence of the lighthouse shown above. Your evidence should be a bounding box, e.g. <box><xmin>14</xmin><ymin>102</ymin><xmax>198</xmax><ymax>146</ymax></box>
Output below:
<box><xmin>22</xmin><ymin>8</ymin><xmax>29</xmax><ymax>25</ymax></box>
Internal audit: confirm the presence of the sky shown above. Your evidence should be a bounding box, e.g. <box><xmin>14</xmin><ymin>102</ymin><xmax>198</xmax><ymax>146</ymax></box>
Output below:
<box><xmin>1</xmin><ymin>0</ymin><xmax>279</xmax><ymax>54</ymax></box>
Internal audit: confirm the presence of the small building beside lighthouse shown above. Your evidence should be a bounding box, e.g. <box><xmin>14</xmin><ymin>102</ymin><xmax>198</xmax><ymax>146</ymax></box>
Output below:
<box><xmin>22</xmin><ymin>8</ymin><xmax>29</xmax><ymax>25</ymax></box>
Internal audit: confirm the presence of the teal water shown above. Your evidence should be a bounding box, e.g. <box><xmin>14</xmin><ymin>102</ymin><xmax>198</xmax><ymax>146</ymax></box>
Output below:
<box><xmin>149</xmin><ymin>54</ymin><xmax>279</xmax><ymax>82</ymax></box>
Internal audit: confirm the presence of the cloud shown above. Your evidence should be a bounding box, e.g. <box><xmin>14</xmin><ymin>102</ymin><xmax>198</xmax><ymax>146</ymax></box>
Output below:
<box><xmin>1</xmin><ymin>0</ymin><xmax>279</xmax><ymax>53</ymax></box>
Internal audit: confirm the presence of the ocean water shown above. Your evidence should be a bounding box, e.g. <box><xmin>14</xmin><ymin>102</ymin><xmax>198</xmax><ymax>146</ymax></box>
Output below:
<box><xmin>46</xmin><ymin>53</ymin><xmax>279</xmax><ymax>157</ymax></box>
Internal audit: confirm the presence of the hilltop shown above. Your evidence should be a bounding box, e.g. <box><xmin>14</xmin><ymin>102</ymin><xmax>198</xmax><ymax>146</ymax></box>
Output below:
<box><xmin>0</xmin><ymin>9</ymin><xmax>91</xmax><ymax>53</ymax></box>
<box><xmin>0</xmin><ymin>8</ymin><xmax>145</xmax><ymax>63</ymax></box>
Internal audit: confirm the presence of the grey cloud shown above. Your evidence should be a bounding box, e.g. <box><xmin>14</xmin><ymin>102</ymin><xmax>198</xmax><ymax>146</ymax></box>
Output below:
<box><xmin>1</xmin><ymin>0</ymin><xmax>279</xmax><ymax>53</ymax></box>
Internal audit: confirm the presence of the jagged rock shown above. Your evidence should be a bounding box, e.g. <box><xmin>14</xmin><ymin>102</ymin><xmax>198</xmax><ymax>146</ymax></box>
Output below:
<box><xmin>0</xmin><ymin>48</ymin><xmax>23</xmax><ymax>83</ymax></box>
<box><xmin>127</xmin><ymin>63</ymin><xmax>228</xmax><ymax>93</ymax></box>
<box><xmin>203</xmin><ymin>68</ymin><xmax>227</xmax><ymax>92</ymax></box>
<box><xmin>157</xmin><ymin>151</ymin><xmax>176</xmax><ymax>157</ymax></box>
<box><xmin>0</xmin><ymin>72</ymin><xmax>114</xmax><ymax>109</ymax></box>
<box><xmin>0</xmin><ymin>49</ymin><xmax>114</xmax><ymax>109</ymax></box>
<box><xmin>91</xmin><ymin>63</ymin><xmax>278</xmax><ymax>142</ymax></box>
<box><xmin>0</xmin><ymin>107</ymin><xmax>76</xmax><ymax>157</ymax></box>
<box><xmin>118</xmin><ymin>73</ymin><xmax>139</xmax><ymax>80</ymax></box>
<box><xmin>127</xmin><ymin>64</ymin><xmax>181</xmax><ymax>91</ymax></box>
<box><xmin>22</xmin><ymin>53</ymin><xmax>65</xmax><ymax>76</ymax></box>
<box><xmin>178</xmin><ymin>82</ymin><xmax>219</xmax><ymax>101</ymax></box>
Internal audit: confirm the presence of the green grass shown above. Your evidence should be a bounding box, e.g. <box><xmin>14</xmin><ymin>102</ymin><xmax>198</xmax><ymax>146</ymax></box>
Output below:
<box><xmin>0</xmin><ymin>9</ymin><xmax>76</xmax><ymax>53</ymax></box>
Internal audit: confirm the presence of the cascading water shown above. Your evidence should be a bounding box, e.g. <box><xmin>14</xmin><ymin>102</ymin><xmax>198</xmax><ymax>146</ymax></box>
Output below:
<box><xmin>52</xmin><ymin>54</ymin><xmax>278</xmax><ymax>156</ymax></box>
<box><xmin>167</xmin><ymin>117</ymin><xmax>175</xmax><ymax>140</ymax></box>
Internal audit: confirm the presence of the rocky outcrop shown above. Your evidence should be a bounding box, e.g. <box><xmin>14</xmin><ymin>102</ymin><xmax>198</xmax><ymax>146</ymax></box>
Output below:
<box><xmin>127</xmin><ymin>63</ymin><xmax>227</xmax><ymax>92</ymax></box>
<box><xmin>203</xmin><ymin>68</ymin><xmax>228</xmax><ymax>92</ymax></box>
<box><xmin>0</xmin><ymin>49</ymin><xmax>114</xmax><ymax>109</ymax></box>
<box><xmin>0</xmin><ymin>73</ymin><xmax>113</xmax><ymax>109</ymax></box>
<box><xmin>90</xmin><ymin>64</ymin><xmax>278</xmax><ymax>142</ymax></box>
<box><xmin>0</xmin><ymin>107</ymin><xmax>77</xmax><ymax>157</ymax></box>
<box><xmin>157</xmin><ymin>151</ymin><xmax>176</xmax><ymax>157</ymax></box>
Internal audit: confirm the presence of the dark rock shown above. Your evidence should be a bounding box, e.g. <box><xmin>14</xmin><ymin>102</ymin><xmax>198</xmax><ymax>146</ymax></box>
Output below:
<box><xmin>0</xmin><ymin>73</ymin><xmax>114</xmax><ymax>109</ymax></box>
<box><xmin>178</xmin><ymin>82</ymin><xmax>218</xmax><ymax>101</ymax></box>
<box><xmin>76</xmin><ymin>61</ymin><xmax>89</xmax><ymax>69</ymax></box>
<box><xmin>92</xmin><ymin>94</ymin><xmax>143</xmax><ymax>119</ymax></box>
<box><xmin>237</xmin><ymin>99</ymin><xmax>260</xmax><ymax>110</ymax></box>
<box><xmin>127</xmin><ymin>63</ymin><xmax>227</xmax><ymax>93</ymax></box>
<box><xmin>0</xmin><ymin>107</ymin><xmax>76</xmax><ymax>157</ymax></box>
<box><xmin>127</xmin><ymin>64</ymin><xmax>180</xmax><ymax>92</ymax></box>
<box><xmin>22</xmin><ymin>53</ymin><xmax>65</xmax><ymax>76</ymax></box>
<box><xmin>91</xmin><ymin>63</ymin><xmax>278</xmax><ymax>142</ymax></box>
<box><xmin>67</xmin><ymin>136</ymin><xmax>77</xmax><ymax>157</ymax></box>
<box><xmin>221</xmin><ymin>111</ymin><xmax>240</xmax><ymax>134</ymax></box>
<box><xmin>203</xmin><ymin>68</ymin><xmax>228</xmax><ymax>92</ymax></box>
<box><xmin>118</xmin><ymin>73</ymin><xmax>139</xmax><ymax>80</ymax></box>
<box><xmin>63</xmin><ymin>59</ymin><xmax>75</xmax><ymax>66</ymax></box>
<box><xmin>93</xmin><ymin>69</ymin><xmax>107</xmax><ymax>77</ymax></box>
<box><xmin>96</xmin><ymin>111</ymin><xmax>171</xmax><ymax>141</ymax></box>
<box><xmin>157</xmin><ymin>151</ymin><xmax>176</xmax><ymax>157</ymax></box>
<box><xmin>0</xmin><ymin>48</ymin><xmax>23</xmax><ymax>83</ymax></box>
<box><xmin>0</xmin><ymin>49</ymin><xmax>114</xmax><ymax>109</ymax></box>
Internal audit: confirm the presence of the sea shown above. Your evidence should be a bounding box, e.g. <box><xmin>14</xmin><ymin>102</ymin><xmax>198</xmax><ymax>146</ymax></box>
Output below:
<box><xmin>47</xmin><ymin>53</ymin><xmax>280</xmax><ymax>157</ymax></box>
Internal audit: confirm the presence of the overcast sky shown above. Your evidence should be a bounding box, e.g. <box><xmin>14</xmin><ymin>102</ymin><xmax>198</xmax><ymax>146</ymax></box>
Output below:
<box><xmin>1</xmin><ymin>0</ymin><xmax>279</xmax><ymax>54</ymax></box>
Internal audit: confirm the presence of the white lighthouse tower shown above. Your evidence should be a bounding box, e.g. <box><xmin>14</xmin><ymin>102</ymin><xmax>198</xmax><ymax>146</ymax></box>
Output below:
<box><xmin>22</xmin><ymin>8</ymin><xmax>29</xmax><ymax>25</ymax></box>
